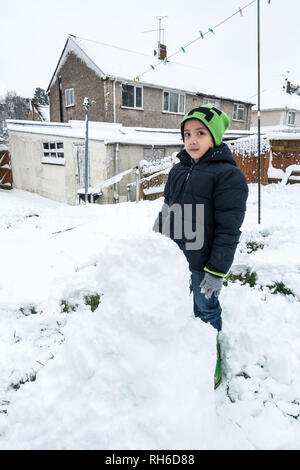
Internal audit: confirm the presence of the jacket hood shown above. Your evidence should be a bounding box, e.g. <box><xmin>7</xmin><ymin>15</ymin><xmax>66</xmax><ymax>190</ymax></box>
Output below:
<box><xmin>177</xmin><ymin>143</ymin><xmax>236</xmax><ymax>167</ymax></box>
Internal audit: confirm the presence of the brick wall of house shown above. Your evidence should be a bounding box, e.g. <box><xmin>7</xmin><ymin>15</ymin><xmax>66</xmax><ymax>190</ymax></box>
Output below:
<box><xmin>49</xmin><ymin>52</ymin><xmax>106</xmax><ymax>123</ymax></box>
<box><xmin>220</xmin><ymin>100</ymin><xmax>251</xmax><ymax>130</ymax></box>
<box><xmin>113</xmin><ymin>83</ymin><xmax>183</xmax><ymax>128</ymax></box>
<box><xmin>110</xmin><ymin>82</ymin><xmax>252</xmax><ymax>130</ymax></box>
<box><xmin>49</xmin><ymin>53</ymin><xmax>252</xmax><ymax>130</ymax></box>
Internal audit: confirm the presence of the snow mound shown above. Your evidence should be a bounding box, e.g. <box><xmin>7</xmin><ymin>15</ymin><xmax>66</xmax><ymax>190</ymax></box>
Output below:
<box><xmin>1</xmin><ymin>235</ymin><xmax>217</xmax><ymax>450</ymax></box>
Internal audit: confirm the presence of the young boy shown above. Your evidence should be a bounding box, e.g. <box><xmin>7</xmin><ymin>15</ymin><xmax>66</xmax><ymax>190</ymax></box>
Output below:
<box><xmin>153</xmin><ymin>105</ymin><xmax>248</xmax><ymax>388</ymax></box>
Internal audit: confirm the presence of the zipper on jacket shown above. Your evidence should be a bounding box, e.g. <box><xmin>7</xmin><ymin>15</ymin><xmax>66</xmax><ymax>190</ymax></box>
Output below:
<box><xmin>178</xmin><ymin>164</ymin><xmax>195</xmax><ymax>203</ymax></box>
<box><xmin>170</xmin><ymin>162</ymin><xmax>195</xmax><ymax>205</ymax></box>
<box><xmin>185</xmin><ymin>166</ymin><xmax>193</xmax><ymax>182</ymax></box>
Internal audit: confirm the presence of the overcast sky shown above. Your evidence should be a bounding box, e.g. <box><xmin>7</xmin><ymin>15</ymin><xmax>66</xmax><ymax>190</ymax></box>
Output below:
<box><xmin>0</xmin><ymin>0</ymin><xmax>298</xmax><ymax>103</ymax></box>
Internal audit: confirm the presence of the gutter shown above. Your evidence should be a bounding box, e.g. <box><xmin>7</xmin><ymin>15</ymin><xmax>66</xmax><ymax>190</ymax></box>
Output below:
<box><xmin>105</xmin><ymin>140</ymin><xmax>183</xmax><ymax>146</ymax></box>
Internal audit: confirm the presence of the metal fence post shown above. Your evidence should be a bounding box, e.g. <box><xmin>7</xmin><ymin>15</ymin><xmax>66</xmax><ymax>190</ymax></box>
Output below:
<box><xmin>127</xmin><ymin>184</ymin><xmax>131</xmax><ymax>202</ymax></box>
<box><xmin>135</xmin><ymin>167</ymin><xmax>140</xmax><ymax>203</ymax></box>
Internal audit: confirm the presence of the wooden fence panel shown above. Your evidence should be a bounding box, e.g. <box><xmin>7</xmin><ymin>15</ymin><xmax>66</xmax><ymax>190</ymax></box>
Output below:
<box><xmin>140</xmin><ymin>171</ymin><xmax>169</xmax><ymax>201</ymax></box>
<box><xmin>270</xmin><ymin>139</ymin><xmax>300</xmax><ymax>171</ymax></box>
<box><xmin>140</xmin><ymin>137</ymin><xmax>300</xmax><ymax>199</ymax></box>
<box><xmin>0</xmin><ymin>150</ymin><xmax>12</xmax><ymax>190</ymax></box>
<box><xmin>233</xmin><ymin>151</ymin><xmax>270</xmax><ymax>185</ymax></box>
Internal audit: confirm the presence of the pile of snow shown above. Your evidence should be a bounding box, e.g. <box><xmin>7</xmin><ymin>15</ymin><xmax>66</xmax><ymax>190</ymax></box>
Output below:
<box><xmin>0</xmin><ymin>236</ymin><xmax>217</xmax><ymax>449</ymax></box>
<box><xmin>227</xmin><ymin>135</ymin><xmax>270</xmax><ymax>157</ymax></box>
<box><xmin>140</xmin><ymin>154</ymin><xmax>179</xmax><ymax>175</ymax></box>
<box><xmin>0</xmin><ymin>184</ymin><xmax>300</xmax><ymax>449</ymax></box>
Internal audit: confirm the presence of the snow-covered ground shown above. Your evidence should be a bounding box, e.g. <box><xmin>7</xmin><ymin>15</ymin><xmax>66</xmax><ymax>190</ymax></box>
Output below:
<box><xmin>0</xmin><ymin>184</ymin><xmax>299</xmax><ymax>450</ymax></box>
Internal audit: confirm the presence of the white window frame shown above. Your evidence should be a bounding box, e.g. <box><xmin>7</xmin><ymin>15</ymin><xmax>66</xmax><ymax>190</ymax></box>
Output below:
<box><xmin>233</xmin><ymin>103</ymin><xmax>245</xmax><ymax>121</ymax></box>
<box><xmin>203</xmin><ymin>97</ymin><xmax>220</xmax><ymax>108</ymax></box>
<box><xmin>162</xmin><ymin>90</ymin><xmax>185</xmax><ymax>115</ymax></box>
<box><xmin>42</xmin><ymin>142</ymin><xmax>65</xmax><ymax>165</ymax></box>
<box><xmin>121</xmin><ymin>84</ymin><xmax>143</xmax><ymax>110</ymax></box>
<box><xmin>287</xmin><ymin>110</ymin><xmax>296</xmax><ymax>126</ymax></box>
<box><xmin>65</xmin><ymin>88</ymin><xmax>75</xmax><ymax>108</ymax></box>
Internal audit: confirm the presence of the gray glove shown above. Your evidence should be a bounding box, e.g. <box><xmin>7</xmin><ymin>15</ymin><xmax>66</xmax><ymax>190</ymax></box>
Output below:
<box><xmin>200</xmin><ymin>272</ymin><xmax>223</xmax><ymax>300</ymax></box>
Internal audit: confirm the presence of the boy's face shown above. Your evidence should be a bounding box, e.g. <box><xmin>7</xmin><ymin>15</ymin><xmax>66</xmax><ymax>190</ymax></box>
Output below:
<box><xmin>183</xmin><ymin>119</ymin><xmax>214</xmax><ymax>162</ymax></box>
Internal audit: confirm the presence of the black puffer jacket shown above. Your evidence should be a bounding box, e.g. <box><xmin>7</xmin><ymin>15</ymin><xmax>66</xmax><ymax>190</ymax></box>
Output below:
<box><xmin>154</xmin><ymin>144</ymin><xmax>248</xmax><ymax>274</ymax></box>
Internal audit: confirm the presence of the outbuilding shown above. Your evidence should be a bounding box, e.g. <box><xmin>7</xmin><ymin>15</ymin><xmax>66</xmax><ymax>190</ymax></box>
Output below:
<box><xmin>7</xmin><ymin>119</ymin><xmax>184</xmax><ymax>204</ymax></box>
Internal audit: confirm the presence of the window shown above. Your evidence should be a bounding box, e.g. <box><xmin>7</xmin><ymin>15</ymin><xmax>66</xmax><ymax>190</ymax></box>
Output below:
<box><xmin>233</xmin><ymin>103</ymin><xmax>245</xmax><ymax>121</ymax></box>
<box><xmin>122</xmin><ymin>85</ymin><xmax>143</xmax><ymax>109</ymax></box>
<box><xmin>203</xmin><ymin>97</ymin><xmax>220</xmax><ymax>108</ymax></box>
<box><xmin>65</xmin><ymin>88</ymin><xmax>74</xmax><ymax>107</ymax></box>
<box><xmin>287</xmin><ymin>111</ymin><xmax>296</xmax><ymax>126</ymax></box>
<box><xmin>163</xmin><ymin>91</ymin><xmax>185</xmax><ymax>114</ymax></box>
<box><xmin>42</xmin><ymin>142</ymin><xmax>64</xmax><ymax>165</ymax></box>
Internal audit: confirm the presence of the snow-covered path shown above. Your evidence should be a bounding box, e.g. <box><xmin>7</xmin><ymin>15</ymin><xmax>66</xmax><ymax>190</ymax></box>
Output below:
<box><xmin>0</xmin><ymin>185</ymin><xmax>299</xmax><ymax>449</ymax></box>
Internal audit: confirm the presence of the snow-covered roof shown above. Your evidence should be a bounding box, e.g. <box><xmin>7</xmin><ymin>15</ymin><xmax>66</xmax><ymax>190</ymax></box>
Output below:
<box><xmin>36</xmin><ymin>105</ymin><xmax>50</xmax><ymax>122</ymax></box>
<box><xmin>47</xmin><ymin>35</ymin><xmax>253</xmax><ymax>105</ymax></box>
<box><xmin>267</xmin><ymin>132</ymin><xmax>300</xmax><ymax>140</ymax></box>
<box><xmin>252</xmin><ymin>89</ymin><xmax>300</xmax><ymax>112</ymax></box>
<box><xmin>7</xmin><ymin>119</ymin><xmax>253</xmax><ymax>145</ymax></box>
<box><xmin>7</xmin><ymin>120</ymin><xmax>183</xmax><ymax>146</ymax></box>
<box><xmin>251</xmin><ymin>126</ymin><xmax>300</xmax><ymax>141</ymax></box>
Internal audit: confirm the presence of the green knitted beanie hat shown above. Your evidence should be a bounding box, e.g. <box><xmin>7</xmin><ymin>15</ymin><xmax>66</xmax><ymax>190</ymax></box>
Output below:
<box><xmin>181</xmin><ymin>105</ymin><xmax>230</xmax><ymax>147</ymax></box>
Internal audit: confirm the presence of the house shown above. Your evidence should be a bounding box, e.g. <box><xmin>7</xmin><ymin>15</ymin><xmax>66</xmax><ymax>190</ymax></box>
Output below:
<box><xmin>251</xmin><ymin>84</ymin><xmax>300</xmax><ymax>128</ymax></box>
<box><xmin>27</xmin><ymin>100</ymin><xmax>50</xmax><ymax>122</ymax></box>
<box><xmin>47</xmin><ymin>35</ymin><xmax>253</xmax><ymax>131</ymax></box>
<box><xmin>7</xmin><ymin>119</ymin><xmax>253</xmax><ymax>206</ymax></box>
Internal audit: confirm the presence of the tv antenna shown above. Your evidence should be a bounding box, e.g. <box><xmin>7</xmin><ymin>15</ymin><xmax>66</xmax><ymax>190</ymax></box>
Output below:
<box><xmin>142</xmin><ymin>16</ymin><xmax>168</xmax><ymax>60</ymax></box>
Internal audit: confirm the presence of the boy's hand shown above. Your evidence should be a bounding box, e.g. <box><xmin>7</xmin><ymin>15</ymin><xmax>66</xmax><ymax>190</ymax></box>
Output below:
<box><xmin>200</xmin><ymin>272</ymin><xmax>223</xmax><ymax>300</ymax></box>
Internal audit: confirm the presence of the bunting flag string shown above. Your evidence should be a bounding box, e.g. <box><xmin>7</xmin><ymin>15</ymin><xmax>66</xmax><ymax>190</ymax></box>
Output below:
<box><xmin>128</xmin><ymin>0</ymin><xmax>271</xmax><ymax>85</ymax></box>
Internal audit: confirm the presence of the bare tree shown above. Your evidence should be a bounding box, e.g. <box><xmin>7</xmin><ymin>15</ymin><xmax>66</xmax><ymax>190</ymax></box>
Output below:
<box><xmin>0</xmin><ymin>91</ymin><xmax>30</xmax><ymax>141</ymax></box>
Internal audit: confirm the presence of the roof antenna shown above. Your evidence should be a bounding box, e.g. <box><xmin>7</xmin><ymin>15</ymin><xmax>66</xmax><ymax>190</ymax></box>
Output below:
<box><xmin>283</xmin><ymin>70</ymin><xmax>290</xmax><ymax>93</ymax></box>
<box><xmin>142</xmin><ymin>16</ymin><xmax>168</xmax><ymax>60</ymax></box>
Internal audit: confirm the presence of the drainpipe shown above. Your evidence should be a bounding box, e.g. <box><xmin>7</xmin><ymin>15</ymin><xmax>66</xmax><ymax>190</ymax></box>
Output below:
<box><xmin>114</xmin><ymin>143</ymin><xmax>119</xmax><ymax>203</ymax></box>
<box><xmin>58</xmin><ymin>75</ymin><xmax>63</xmax><ymax>123</ymax></box>
<box><xmin>113</xmin><ymin>79</ymin><xmax>116</xmax><ymax>123</ymax></box>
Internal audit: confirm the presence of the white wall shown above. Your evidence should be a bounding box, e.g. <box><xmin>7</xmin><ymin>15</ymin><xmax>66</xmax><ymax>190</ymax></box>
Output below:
<box><xmin>8</xmin><ymin>130</ymin><xmax>181</xmax><ymax>205</ymax></box>
<box><xmin>9</xmin><ymin>132</ymin><xmax>107</xmax><ymax>205</ymax></box>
